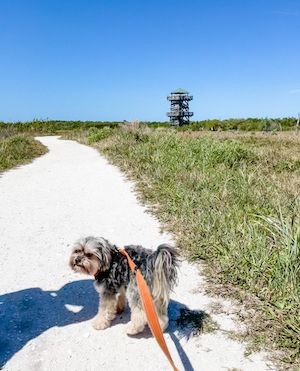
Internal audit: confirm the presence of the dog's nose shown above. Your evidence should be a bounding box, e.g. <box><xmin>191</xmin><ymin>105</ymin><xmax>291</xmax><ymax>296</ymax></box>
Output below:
<box><xmin>75</xmin><ymin>256</ymin><xmax>82</xmax><ymax>264</ymax></box>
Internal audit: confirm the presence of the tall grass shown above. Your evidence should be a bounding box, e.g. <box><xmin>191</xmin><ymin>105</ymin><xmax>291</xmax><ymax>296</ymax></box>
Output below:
<box><xmin>74</xmin><ymin>126</ymin><xmax>300</xmax><ymax>365</ymax></box>
<box><xmin>0</xmin><ymin>133</ymin><xmax>47</xmax><ymax>172</ymax></box>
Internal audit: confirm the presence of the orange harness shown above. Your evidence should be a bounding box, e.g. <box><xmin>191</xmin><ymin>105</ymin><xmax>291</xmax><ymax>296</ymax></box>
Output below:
<box><xmin>118</xmin><ymin>248</ymin><xmax>179</xmax><ymax>371</ymax></box>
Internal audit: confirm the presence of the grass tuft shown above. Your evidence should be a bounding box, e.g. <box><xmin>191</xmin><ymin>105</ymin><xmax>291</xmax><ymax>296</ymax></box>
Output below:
<box><xmin>176</xmin><ymin>308</ymin><xmax>219</xmax><ymax>335</ymax></box>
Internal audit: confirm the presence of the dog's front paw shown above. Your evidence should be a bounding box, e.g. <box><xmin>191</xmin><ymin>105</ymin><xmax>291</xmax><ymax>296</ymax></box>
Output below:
<box><xmin>92</xmin><ymin>316</ymin><xmax>110</xmax><ymax>330</ymax></box>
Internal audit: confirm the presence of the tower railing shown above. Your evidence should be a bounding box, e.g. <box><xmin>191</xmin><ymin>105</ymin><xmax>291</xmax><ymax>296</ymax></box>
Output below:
<box><xmin>167</xmin><ymin>95</ymin><xmax>193</xmax><ymax>101</ymax></box>
<box><xmin>167</xmin><ymin>111</ymin><xmax>194</xmax><ymax>117</ymax></box>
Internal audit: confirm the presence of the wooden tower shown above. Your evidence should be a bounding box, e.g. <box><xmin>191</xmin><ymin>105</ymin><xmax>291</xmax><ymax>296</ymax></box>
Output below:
<box><xmin>167</xmin><ymin>88</ymin><xmax>193</xmax><ymax>126</ymax></box>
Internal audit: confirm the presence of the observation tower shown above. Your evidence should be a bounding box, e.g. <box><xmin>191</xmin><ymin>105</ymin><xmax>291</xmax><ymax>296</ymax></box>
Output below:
<box><xmin>167</xmin><ymin>88</ymin><xmax>193</xmax><ymax>126</ymax></box>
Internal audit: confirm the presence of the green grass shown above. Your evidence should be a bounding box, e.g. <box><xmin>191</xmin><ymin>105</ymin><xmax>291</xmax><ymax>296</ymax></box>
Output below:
<box><xmin>66</xmin><ymin>125</ymin><xmax>300</xmax><ymax>366</ymax></box>
<box><xmin>0</xmin><ymin>133</ymin><xmax>48</xmax><ymax>172</ymax></box>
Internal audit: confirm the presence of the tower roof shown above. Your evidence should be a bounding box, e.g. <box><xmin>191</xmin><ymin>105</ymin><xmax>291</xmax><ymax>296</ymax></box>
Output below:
<box><xmin>171</xmin><ymin>88</ymin><xmax>189</xmax><ymax>94</ymax></box>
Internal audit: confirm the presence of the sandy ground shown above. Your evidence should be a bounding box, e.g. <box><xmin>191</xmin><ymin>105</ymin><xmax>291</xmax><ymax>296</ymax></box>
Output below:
<box><xmin>0</xmin><ymin>136</ymin><xmax>274</xmax><ymax>371</ymax></box>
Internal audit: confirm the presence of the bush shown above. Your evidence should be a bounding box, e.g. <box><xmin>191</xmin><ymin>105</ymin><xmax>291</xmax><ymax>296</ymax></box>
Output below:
<box><xmin>0</xmin><ymin>135</ymin><xmax>48</xmax><ymax>172</ymax></box>
<box><xmin>87</xmin><ymin>126</ymin><xmax>114</xmax><ymax>143</ymax></box>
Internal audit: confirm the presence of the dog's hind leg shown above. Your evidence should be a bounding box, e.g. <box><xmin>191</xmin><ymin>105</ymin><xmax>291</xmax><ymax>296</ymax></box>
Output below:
<box><xmin>127</xmin><ymin>300</ymin><xmax>168</xmax><ymax>334</ymax></box>
<box><xmin>126</xmin><ymin>281</ymin><xmax>147</xmax><ymax>335</ymax></box>
<box><xmin>116</xmin><ymin>287</ymin><xmax>126</xmax><ymax>314</ymax></box>
<box><xmin>126</xmin><ymin>304</ymin><xmax>147</xmax><ymax>335</ymax></box>
<box><xmin>156</xmin><ymin>300</ymin><xmax>169</xmax><ymax>331</ymax></box>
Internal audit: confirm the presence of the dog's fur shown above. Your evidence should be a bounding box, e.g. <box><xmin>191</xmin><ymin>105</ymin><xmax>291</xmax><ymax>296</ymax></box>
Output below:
<box><xmin>69</xmin><ymin>236</ymin><xmax>178</xmax><ymax>335</ymax></box>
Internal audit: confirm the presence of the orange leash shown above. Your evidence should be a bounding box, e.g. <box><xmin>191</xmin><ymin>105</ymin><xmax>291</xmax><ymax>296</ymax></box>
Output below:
<box><xmin>119</xmin><ymin>248</ymin><xmax>179</xmax><ymax>371</ymax></box>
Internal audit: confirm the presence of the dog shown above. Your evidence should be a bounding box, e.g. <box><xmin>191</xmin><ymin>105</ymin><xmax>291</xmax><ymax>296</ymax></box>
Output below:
<box><xmin>69</xmin><ymin>236</ymin><xmax>178</xmax><ymax>335</ymax></box>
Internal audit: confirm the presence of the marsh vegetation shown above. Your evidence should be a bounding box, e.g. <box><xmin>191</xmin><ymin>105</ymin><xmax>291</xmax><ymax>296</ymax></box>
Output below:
<box><xmin>2</xmin><ymin>120</ymin><xmax>299</xmax><ymax>365</ymax></box>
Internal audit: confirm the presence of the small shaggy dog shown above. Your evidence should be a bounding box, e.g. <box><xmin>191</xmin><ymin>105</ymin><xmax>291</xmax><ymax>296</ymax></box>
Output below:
<box><xmin>69</xmin><ymin>236</ymin><xmax>178</xmax><ymax>335</ymax></box>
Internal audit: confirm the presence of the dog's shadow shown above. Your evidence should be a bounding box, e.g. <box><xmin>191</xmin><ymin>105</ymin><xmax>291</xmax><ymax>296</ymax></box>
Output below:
<box><xmin>1</xmin><ymin>280</ymin><xmax>207</xmax><ymax>371</ymax></box>
<box><xmin>0</xmin><ymin>279</ymin><xmax>98</xmax><ymax>368</ymax></box>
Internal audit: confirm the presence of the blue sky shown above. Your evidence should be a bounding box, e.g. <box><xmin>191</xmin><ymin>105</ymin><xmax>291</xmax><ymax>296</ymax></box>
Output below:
<box><xmin>0</xmin><ymin>0</ymin><xmax>299</xmax><ymax>122</ymax></box>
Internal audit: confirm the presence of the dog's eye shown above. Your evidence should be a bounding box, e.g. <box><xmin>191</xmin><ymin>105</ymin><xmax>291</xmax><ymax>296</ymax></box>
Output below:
<box><xmin>86</xmin><ymin>253</ymin><xmax>92</xmax><ymax>258</ymax></box>
<box><xmin>74</xmin><ymin>249</ymin><xmax>80</xmax><ymax>254</ymax></box>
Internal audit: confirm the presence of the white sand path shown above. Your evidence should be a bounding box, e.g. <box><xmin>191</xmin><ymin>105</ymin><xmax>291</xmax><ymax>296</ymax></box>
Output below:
<box><xmin>0</xmin><ymin>136</ymin><xmax>273</xmax><ymax>371</ymax></box>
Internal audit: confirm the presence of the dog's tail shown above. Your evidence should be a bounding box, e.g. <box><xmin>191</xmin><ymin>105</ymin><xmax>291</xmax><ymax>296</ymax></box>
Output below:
<box><xmin>150</xmin><ymin>244</ymin><xmax>179</xmax><ymax>306</ymax></box>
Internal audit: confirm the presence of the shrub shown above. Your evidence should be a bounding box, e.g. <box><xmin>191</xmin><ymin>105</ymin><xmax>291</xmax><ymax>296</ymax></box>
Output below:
<box><xmin>0</xmin><ymin>135</ymin><xmax>47</xmax><ymax>172</ymax></box>
<box><xmin>87</xmin><ymin>126</ymin><xmax>114</xmax><ymax>143</ymax></box>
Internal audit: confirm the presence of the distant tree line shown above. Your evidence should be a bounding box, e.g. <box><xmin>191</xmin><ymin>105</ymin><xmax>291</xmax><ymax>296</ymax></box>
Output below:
<box><xmin>145</xmin><ymin>117</ymin><xmax>298</xmax><ymax>131</ymax></box>
<box><xmin>0</xmin><ymin>117</ymin><xmax>298</xmax><ymax>132</ymax></box>
<box><xmin>0</xmin><ymin>120</ymin><xmax>119</xmax><ymax>134</ymax></box>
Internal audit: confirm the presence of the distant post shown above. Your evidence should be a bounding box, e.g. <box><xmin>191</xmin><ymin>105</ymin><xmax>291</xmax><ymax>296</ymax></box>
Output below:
<box><xmin>167</xmin><ymin>88</ymin><xmax>193</xmax><ymax>126</ymax></box>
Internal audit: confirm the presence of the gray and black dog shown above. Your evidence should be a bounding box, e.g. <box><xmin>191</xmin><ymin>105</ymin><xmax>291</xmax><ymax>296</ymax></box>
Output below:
<box><xmin>69</xmin><ymin>236</ymin><xmax>179</xmax><ymax>335</ymax></box>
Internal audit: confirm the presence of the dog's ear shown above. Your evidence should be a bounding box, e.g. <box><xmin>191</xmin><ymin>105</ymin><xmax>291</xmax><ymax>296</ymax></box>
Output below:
<box><xmin>97</xmin><ymin>237</ymin><xmax>114</xmax><ymax>267</ymax></box>
<box><xmin>81</xmin><ymin>237</ymin><xmax>113</xmax><ymax>271</ymax></box>
<box><xmin>93</xmin><ymin>237</ymin><xmax>114</xmax><ymax>253</ymax></box>
<box><xmin>96</xmin><ymin>237</ymin><xmax>108</xmax><ymax>249</ymax></box>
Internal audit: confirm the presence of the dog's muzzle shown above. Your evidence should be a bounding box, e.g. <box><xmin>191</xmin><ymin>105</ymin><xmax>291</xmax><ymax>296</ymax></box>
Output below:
<box><xmin>75</xmin><ymin>256</ymin><xmax>82</xmax><ymax>265</ymax></box>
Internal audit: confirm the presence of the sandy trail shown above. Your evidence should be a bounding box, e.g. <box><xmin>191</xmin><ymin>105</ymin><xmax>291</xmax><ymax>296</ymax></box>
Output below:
<box><xmin>0</xmin><ymin>136</ymin><xmax>273</xmax><ymax>371</ymax></box>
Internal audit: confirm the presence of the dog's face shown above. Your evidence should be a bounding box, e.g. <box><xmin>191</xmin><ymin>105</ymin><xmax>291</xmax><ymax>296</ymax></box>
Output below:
<box><xmin>69</xmin><ymin>237</ymin><xmax>112</xmax><ymax>276</ymax></box>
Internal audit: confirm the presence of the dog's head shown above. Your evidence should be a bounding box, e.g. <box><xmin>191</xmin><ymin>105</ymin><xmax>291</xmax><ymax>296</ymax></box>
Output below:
<box><xmin>69</xmin><ymin>237</ymin><xmax>113</xmax><ymax>276</ymax></box>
